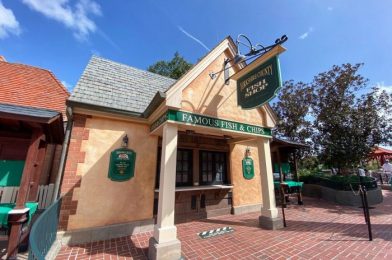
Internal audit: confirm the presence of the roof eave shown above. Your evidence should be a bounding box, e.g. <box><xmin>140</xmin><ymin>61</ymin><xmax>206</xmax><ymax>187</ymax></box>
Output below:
<box><xmin>67</xmin><ymin>99</ymin><xmax>143</xmax><ymax>118</ymax></box>
<box><xmin>142</xmin><ymin>91</ymin><xmax>166</xmax><ymax>118</ymax></box>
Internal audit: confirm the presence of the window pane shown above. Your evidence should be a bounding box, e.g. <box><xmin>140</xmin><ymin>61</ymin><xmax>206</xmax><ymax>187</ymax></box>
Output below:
<box><xmin>200</xmin><ymin>151</ymin><xmax>227</xmax><ymax>185</ymax></box>
<box><xmin>176</xmin><ymin>149</ymin><xmax>192</xmax><ymax>186</ymax></box>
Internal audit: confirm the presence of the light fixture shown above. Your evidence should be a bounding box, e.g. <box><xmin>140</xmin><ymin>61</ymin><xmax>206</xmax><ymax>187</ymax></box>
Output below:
<box><xmin>245</xmin><ymin>147</ymin><xmax>251</xmax><ymax>157</ymax></box>
<box><xmin>209</xmin><ymin>34</ymin><xmax>288</xmax><ymax>80</ymax></box>
<box><xmin>122</xmin><ymin>134</ymin><xmax>129</xmax><ymax>148</ymax></box>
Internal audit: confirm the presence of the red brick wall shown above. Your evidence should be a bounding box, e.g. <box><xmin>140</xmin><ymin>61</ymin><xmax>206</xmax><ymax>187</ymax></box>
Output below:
<box><xmin>58</xmin><ymin>114</ymin><xmax>90</xmax><ymax>230</ymax></box>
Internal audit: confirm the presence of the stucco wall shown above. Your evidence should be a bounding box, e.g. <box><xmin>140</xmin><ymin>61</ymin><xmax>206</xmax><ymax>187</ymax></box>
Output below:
<box><xmin>181</xmin><ymin>51</ymin><xmax>269</xmax><ymax>127</ymax></box>
<box><xmin>67</xmin><ymin>116</ymin><xmax>157</xmax><ymax>230</ymax></box>
<box><xmin>229</xmin><ymin>141</ymin><xmax>262</xmax><ymax>207</ymax></box>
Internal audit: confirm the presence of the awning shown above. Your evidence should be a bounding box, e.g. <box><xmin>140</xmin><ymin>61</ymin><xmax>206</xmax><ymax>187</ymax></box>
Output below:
<box><xmin>0</xmin><ymin>103</ymin><xmax>64</xmax><ymax>144</ymax></box>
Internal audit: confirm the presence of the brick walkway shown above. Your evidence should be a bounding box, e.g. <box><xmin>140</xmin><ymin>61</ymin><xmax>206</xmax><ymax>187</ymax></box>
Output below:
<box><xmin>56</xmin><ymin>190</ymin><xmax>392</xmax><ymax>259</ymax></box>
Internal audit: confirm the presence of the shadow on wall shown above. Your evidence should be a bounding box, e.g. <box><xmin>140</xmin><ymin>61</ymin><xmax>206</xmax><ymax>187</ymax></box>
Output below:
<box><xmin>59</xmin><ymin>116</ymin><xmax>158</xmax><ymax>241</ymax></box>
<box><xmin>182</xmin><ymin>67</ymin><xmax>268</xmax><ymax>126</ymax></box>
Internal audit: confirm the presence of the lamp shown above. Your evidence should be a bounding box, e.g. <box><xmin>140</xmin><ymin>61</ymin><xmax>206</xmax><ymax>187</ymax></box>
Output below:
<box><xmin>208</xmin><ymin>34</ymin><xmax>288</xmax><ymax>80</ymax></box>
<box><xmin>233</xmin><ymin>53</ymin><xmax>246</xmax><ymax>64</ymax></box>
<box><xmin>122</xmin><ymin>134</ymin><xmax>129</xmax><ymax>148</ymax></box>
<box><xmin>245</xmin><ymin>147</ymin><xmax>251</xmax><ymax>158</ymax></box>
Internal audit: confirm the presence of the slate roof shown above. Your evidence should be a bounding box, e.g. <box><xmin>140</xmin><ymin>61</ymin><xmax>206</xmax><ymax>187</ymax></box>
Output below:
<box><xmin>0</xmin><ymin>102</ymin><xmax>61</xmax><ymax>120</ymax></box>
<box><xmin>69</xmin><ymin>56</ymin><xmax>176</xmax><ymax>115</ymax></box>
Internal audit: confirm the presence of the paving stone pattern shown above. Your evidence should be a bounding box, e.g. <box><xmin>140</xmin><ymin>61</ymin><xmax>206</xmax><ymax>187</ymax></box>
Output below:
<box><xmin>56</xmin><ymin>190</ymin><xmax>392</xmax><ymax>259</ymax></box>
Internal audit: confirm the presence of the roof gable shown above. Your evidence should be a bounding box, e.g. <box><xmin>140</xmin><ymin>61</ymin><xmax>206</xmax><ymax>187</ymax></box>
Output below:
<box><xmin>165</xmin><ymin>37</ymin><xmax>241</xmax><ymax>108</ymax></box>
<box><xmin>161</xmin><ymin>37</ymin><xmax>277</xmax><ymax>128</ymax></box>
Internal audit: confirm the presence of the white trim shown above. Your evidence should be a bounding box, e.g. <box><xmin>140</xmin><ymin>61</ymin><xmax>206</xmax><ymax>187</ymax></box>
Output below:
<box><xmin>165</xmin><ymin>38</ymin><xmax>239</xmax><ymax>108</ymax></box>
<box><xmin>9</xmin><ymin>208</ymin><xmax>30</xmax><ymax>214</ymax></box>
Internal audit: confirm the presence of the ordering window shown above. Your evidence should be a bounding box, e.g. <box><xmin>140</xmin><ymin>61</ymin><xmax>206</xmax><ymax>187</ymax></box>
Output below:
<box><xmin>156</xmin><ymin>148</ymin><xmax>193</xmax><ymax>187</ymax></box>
<box><xmin>200</xmin><ymin>151</ymin><xmax>227</xmax><ymax>185</ymax></box>
<box><xmin>176</xmin><ymin>149</ymin><xmax>193</xmax><ymax>186</ymax></box>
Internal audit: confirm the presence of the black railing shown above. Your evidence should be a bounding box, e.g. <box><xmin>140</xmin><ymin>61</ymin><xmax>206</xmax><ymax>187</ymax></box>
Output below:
<box><xmin>28</xmin><ymin>198</ymin><xmax>62</xmax><ymax>260</ymax></box>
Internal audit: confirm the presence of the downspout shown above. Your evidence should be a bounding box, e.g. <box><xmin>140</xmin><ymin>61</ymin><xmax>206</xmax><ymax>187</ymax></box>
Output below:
<box><xmin>52</xmin><ymin>106</ymin><xmax>73</xmax><ymax>203</ymax></box>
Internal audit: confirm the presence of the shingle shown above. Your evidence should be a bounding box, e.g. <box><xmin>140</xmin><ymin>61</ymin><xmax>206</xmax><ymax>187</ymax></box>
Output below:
<box><xmin>0</xmin><ymin>60</ymin><xmax>69</xmax><ymax>119</ymax></box>
<box><xmin>69</xmin><ymin>56</ymin><xmax>176</xmax><ymax>114</ymax></box>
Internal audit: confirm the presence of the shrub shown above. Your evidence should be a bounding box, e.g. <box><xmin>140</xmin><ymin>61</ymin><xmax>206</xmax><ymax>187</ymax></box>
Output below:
<box><xmin>299</xmin><ymin>173</ymin><xmax>378</xmax><ymax>191</ymax></box>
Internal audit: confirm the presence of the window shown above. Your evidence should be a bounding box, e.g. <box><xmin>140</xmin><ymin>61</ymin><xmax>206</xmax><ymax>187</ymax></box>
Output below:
<box><xmin>156</xmin><ymin>148</ymin><xmax>193</xmax><ymax>187</ymax></box>
<box><xmin>176</xmin><ymin>149</ymin><xmax>193</xmax><ymax>186</ymax></box>
<box><xmin>200</xmin><ymin>151</ymin><xmax>227</xmax><ymax>185</ymax></box>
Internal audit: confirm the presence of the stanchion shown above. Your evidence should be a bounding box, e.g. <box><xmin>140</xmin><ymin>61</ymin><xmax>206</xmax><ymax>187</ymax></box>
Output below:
<box><xmin>351</xmin><ymin>174</ymin><xmax>373</xmax><ymax>241</ymax></box>
<box><xmin>280</xmin><ymin>184</ymin><xmax>287</xmax><ymax>227</ymax></box>
<box><xmin>361</xmin><ymin>185</ymin><xmax>373</xmax><ymax>241</ymax></box>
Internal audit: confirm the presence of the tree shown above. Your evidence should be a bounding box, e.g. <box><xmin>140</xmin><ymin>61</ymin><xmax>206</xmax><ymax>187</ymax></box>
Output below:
<box><xmin>274</xmin><ymin>63</ymin><xmax>392</xmax><ymax>172</ymax></box>
<box><xmin>273</xmin><ymin>80</ymin><xmax>313</xmax><ymax>143</ymax></box>
<box><xmin>147</xmin><ymin>52</ymin><xmax>192</xmax><ymax>79</ymax></box>
<box><xmin>311</xmin><ymin>63</ymin><xmax>391</xmax><ymax>170</ymax></box>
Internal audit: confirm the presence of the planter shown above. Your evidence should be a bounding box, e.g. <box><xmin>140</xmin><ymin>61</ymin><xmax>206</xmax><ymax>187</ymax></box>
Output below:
<box><xmin>302</xmin><ymin>184</ymin><xmax>383</xmax><ymax>206</ymax></box>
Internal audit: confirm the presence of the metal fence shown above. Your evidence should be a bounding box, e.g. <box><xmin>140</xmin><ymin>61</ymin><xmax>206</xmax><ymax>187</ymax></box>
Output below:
<box><xmin>28</xmin><ymin>198</ymin><xmax>62</xmax><ymax>260</ymax></box>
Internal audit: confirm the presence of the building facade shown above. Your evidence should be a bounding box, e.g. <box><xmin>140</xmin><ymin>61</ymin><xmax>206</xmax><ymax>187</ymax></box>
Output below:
<box><xmin>0</xmin><ymin>56</ymin><xmax>68</xmax><ymax>257</ymax></box>
<box><xmin>59</xmin><ymin>37</ymin><xmax>284</xmax><ymax>259</ymax></box>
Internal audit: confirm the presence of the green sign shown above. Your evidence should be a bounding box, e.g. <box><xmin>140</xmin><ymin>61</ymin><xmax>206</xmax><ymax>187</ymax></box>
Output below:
<box><xmin>242</xmin><ymin>157</ymin><xmax>255</xmax><ymax>180</ymax></box>
<box><xmin>237</xmin><ymin>56</ymin><xmax>282</xmax><ymax>109</ymax></box>
<box><xmin>108</xmin><ymin>148</ymin><xmax>136</xmax><ymax>182</ymax></box>
<box><xmin>150</xmin><ymin>110</ymin><xmax>272</xmax><ymax>137</ymax></box>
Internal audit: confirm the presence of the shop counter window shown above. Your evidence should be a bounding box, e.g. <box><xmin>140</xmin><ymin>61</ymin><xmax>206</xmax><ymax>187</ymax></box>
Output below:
<box><xmin>176</xmin><ymin>149</ymin><xmax>193</xmax><ymax>186</ymax></box>
<box><xmin>155</xmin><ymin>148</ymin><xmax>193</xmax><ymax>187</ymax></box>
<box><xmin>200</xmin><ymin>151</ymin><xmax>227</xmax><ymax>185</ymax></box>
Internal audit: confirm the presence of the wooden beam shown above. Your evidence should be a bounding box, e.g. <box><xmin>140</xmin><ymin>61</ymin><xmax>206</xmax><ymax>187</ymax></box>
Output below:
<box><xmin>7</xmin><ymin>128</ymin><xmax>44</xmax><ymax>259</ymax></box>
<box><xmin>15</xmin><ymin>129</ymin><xmax>44</xmax><ymax>208</ymax></box>
<box><xmin>28</xmin><ymin>140</ymin><xmax>47</xmax><ymax>201</ymax></box>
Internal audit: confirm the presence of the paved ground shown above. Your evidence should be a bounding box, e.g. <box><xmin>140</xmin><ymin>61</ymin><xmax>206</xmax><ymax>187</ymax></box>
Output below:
<box><xmin>56</xmin><ymin>190</ymin><xmax>392</xmax><ymax>259</ymax></box>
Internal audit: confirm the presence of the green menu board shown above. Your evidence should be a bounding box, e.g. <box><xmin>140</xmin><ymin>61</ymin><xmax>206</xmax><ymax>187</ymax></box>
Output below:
<box><xmin>242</xmin><ymin>157</ymin><xmax>255</xmax><ymax>180</ymax></box>
<box><xmin>108</xmin><ymin>148</ymin><xmax>136</xmax><ymax>182</ymax></box>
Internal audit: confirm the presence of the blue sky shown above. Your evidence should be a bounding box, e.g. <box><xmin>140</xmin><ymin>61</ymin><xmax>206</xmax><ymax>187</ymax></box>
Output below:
<box><xmin>0</xmin><ymin>0</ymin><xmax>392</xmax><ymax>95</ymax></box>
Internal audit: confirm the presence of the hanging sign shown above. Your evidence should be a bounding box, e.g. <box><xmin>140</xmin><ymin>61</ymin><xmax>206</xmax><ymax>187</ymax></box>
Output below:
<box><xmin>242</xmin><ymin>157</ymin><xmax>255</xmax><ymax>180</ymax></box>
<box><xmin>237</xmin><ymin>56</ymin><xmax>282</xmax><ymax>109</ymax></box>
<box><xmin>108</xmin><ymin>148</ymin><xmax>136</xmax><ymax>181</ymax></box>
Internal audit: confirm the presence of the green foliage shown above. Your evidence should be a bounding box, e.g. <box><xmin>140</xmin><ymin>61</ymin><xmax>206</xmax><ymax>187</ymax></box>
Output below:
<box><xmin>299</xmin><ymin>173</ymin><xmax>378</xmax><ymax>191</ymax></box>
<box><xmin>273</xmin><ymin>80</ymin><xmax>313</xmax><ymax>143</ymax></box>
<box><xmin>298</xmin><ymin>155</ymin><xmax>319</xmax><ymax>174</ymax></box>
<box><xmin>275</xmin><ymin>63</ymin><xmax>392</xmax><ymax>171</ymax></box>
<box><xmin>311</xmin><ymin>63</ymin><xmax>392</xmax><ymax>169</ymax></box>
<box><xmin>147</xmin><ymin>52</ymin><xmax>192</xmax><ymax>80</ymax></box>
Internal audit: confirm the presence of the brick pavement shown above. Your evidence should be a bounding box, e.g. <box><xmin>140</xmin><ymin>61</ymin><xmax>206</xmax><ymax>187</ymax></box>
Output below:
<box><xmin>56</xmin><ymin>190</ymin><xmax>392</xmax><ymax>259</ymax></box>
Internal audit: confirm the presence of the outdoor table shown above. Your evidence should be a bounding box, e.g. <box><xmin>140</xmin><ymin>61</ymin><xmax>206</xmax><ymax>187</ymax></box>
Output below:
<box><xmin>0</xmin><ymin>202</ymin><xmax>38</xmax><ymax>229</ymax></box>
<box><xmin>274</xmin><ymin>180</ymin><xmax>303</xmax><ymax>189</ymax></box>
<box><xmin>274</xmin><ymin>181</ymin><xmax>304</xmax><ymax>205</ymax></box>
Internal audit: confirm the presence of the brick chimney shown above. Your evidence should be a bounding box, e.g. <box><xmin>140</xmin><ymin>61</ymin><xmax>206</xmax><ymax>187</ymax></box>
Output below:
<box><xmin>0</xmin><ymin>56</ymin><xmax>6</xmax><ymax>62</ymax></box>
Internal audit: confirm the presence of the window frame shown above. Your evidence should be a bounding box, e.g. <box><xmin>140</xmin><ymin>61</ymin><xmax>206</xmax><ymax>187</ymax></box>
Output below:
<box><xmin>175</xmin><ymin>148</ymin><xmax>193</xmax><ymax>187</ymax></box>
<box><xmin>199</xmin><ymin>150</ymin><xmax>228</xmax><ymax>185</ymax></box>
